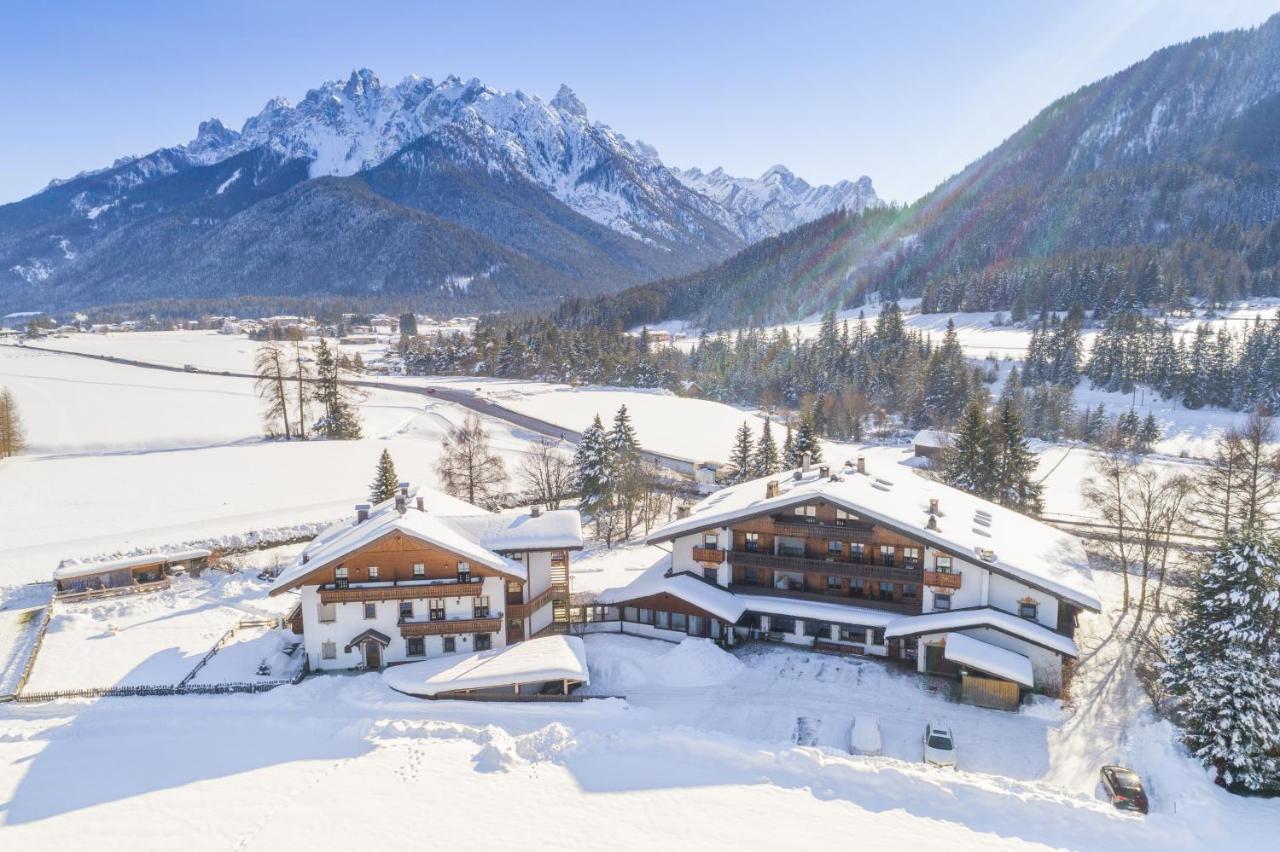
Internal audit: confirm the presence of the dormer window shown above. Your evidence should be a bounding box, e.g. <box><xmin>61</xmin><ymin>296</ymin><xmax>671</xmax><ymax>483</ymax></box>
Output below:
<box><xmin>1019</xmin><ymin>599</ymin><xmax>1039</xmax><ymax>620</ymax></box>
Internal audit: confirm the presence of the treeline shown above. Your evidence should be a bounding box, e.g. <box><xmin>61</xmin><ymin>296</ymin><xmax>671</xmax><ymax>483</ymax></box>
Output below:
<box><xmin>253</xmin><ymin>339</ymin><xmax>363</xmax><ymax>440</ymax></box>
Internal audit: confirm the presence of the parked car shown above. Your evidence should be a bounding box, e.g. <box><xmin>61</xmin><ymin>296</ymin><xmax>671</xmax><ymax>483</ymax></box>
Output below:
<box><xmin>183</xmin><ymin>364</ymin><xmax>198</xmax><ymax>372</ymax></box>
<box><xmin>850</xmin><ymin>713</ymin><xmax>882</xmax><ymax>755</ymax></box>
<box><xmin>1099</xmin><ymin>765</ymin><xmax>1149</xmax><ymax>814</ymax></box>
<box><xmin>922</xmin><ymin>722</ymin><xmax>956</xmax><ymax>767</ymax></box>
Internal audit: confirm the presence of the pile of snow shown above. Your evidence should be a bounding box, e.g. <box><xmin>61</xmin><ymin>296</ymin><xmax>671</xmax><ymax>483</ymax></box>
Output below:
<box><xmin>588</xmin><ymin>636</ymin><xmax>744</xmax><ymax>691</ymax></box>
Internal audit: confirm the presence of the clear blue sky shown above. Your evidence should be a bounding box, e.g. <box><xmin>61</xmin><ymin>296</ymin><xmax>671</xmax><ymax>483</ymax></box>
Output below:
<box><xmin>1</xmin><ymin>0</ymin><xmax>1277</xmax><ymax>205</ymax></box>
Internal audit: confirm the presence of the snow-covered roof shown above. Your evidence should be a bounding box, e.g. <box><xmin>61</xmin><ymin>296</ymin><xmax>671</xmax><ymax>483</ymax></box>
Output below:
<box><xmin>53</xmin><ymin>548</ymin><xmax>212</xmax><ymax>581</ymax></box>
<box><xmin>445</xmin><ymin>509</ymin><xmax>583</xmax><ymax>552</ymax></box>
<box><xmin>382</xmin><ymin>634</ymin><xmax>589</xmax><ymax>697</ymax></box>
<box><xmin>884</xmin><ymin>607</ymin><xmax>1079</xmax><ymax>658</ymax></box>
<box><xmin>943</xmin><ymin>632</ymin><xmax>1034</xmax><ymax>688</ymax></box>
<box><xmin>733</xmin><ymin>594</ymin><xmax>900</xmax><ymax>627</ymax></box>
<box><xmin>646</xmin><ymin>462</ymin><xmax>1099</xmax><ymax>612</ymax></box>
<box><xmin>271</xmin><ymin>488</ymin><xmax>585</xmax><ymax>595</ymax></box>
<box><xmin>912</xmin><ymin>430</ymin><xmax>952</xmax><ymax>448</ymax></box>
<box><xmin>596</xmin><ymin>558</ymin><xmax>746</xmax><ymax>624</ymax></box>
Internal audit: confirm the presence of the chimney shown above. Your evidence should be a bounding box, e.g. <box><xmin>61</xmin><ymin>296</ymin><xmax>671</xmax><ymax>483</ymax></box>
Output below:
<box><xmin>415</xmin><ymin>495</ymin><xmax>425</xmax><ymax>512</ymax></box>
<box><xmin>856</xmin><ymin>456</ymin><xmax>866</xmax><ymax>474</ymax></box>
<box><xmin>394</xmin><ymin>493</ymin><xmax>406</xmax><ymax>514</ymax></box>
<box><xmin>929</xmin><ymin>498</ymin><xmax>940</xmax><ymax>515</ymax></box>
<box><xmin>819</xmin><ymin>465</ymin><xmax>830</xmax><ymax>479</ymax></box>
<box><xmin>926</xmin><ymin>515</ymin><xmax>938</xmax><ymax>531</ymax></box>
<box><xmin>302</xmin><ymin>552</ymin><xmax>309</xmax><ymax>563</ymax></box>
<box><xmin>675</xmin><ymin>504</ymin><xmax>691</xmax><ymax>519</ymax></box>
<box><xmin>801</xmin><ymin>452</ymin><xmax>811</xmax><ymax>473</ymax></box>
<box><xmin>531</xmin><ymin>505</ymin><xmax>541</xmax><ymax>518</ymax></box>
<box><xmin>766</xmin><ymin>480</ymin><xmax>780</xmax><ymax>498</ymax></box>
<box><xmin>398</xmin><ymin>481</ymin><xmax>410</xmax><ymax>497</ymax></box>
<box><xmin>355</xmin><ymin>504</ymin><xmax>370</xmax><ymax>524</ymax></box>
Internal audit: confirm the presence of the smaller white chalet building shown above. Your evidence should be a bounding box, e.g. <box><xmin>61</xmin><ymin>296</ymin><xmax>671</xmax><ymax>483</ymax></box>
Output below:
<box><xmin>271</xmin><ymin>484</ymin><xmax>582</xmax><ymax>672</ymax></box>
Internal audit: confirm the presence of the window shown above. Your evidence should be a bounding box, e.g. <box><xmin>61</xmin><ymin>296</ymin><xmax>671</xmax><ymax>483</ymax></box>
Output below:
<box><xmin>879</xmin><ymin>545</ymin><xmax>895</xmax><ymax>567</ymax></box>
<box><xmin>367</xmin><ymin>565</ymin><xmax>379</xmax><ymax>580</ymax></box>
<box><xmin>656</xmin><ymin>610</ymin><xmax>670</xmax><ymax>629</ymax></box>
<box><xmin>443</xmin><ymin>636</ymin><xmax>457</xmax><ymax>653</ymax></box>
<box><xmin>870</xmin><ymin>628</ymin><xmax>886</xmax><ymax>645</ymax></box>
<box><xmin>850</xmin><ymin>543</ymin><xmax>865</xmax><ymax>563</ymax></box>
<box><xmin>878</xmin><ymin>582</ymin><xmax>894</xmax><ymax>602</ymax></box>
<box><xmin>317</xmin><ymin>602</ymin><xmax>336</xmax><ymax>623</ymax></box>
<box><xmin>638</xmin><ymin>608</ymin><xmax>653</xmax><ymax>625</ymax></box>
<box><xmin>428</xmin><ymin>600</ymin><xmax>445</xmax><ymax>621</ymax></box>
<box><xmin>743</xmin><ymin>567</ymin><xmax>760</xmax><ymax>585</ymax></box>
<box><xmin>901</xmin><ymin>547</ymin><xmax>921</xmax><ymax>568</ymax></box>
<box><xmin>474</xmin><ymin>596</ymin><xmax>490</xmax><ymax>619</ymax></box>
<box><xmin>671</xmin><ymin>612</ymin><xmax>688</xmax><ymax>632</ymax></box>
<box><xmin>334</xmin><ymin>566</ymin><xmax>349</xmax><ymax>585</ymax></box>
<box><xmin>827</xmin><ymin>540</ymin><xmax>843</xmax><ymax>557</ymax></box>
<box><xmin>835</xmin><ymin>508</ymin><xmax>854</xmax><ymax>526</ymax></box>
<box><xmin>703</xmin><ymin>532</ymin><xmax>719</xmax><ymax>548</ymax></box>
<box><xmin>474</xmin><ymin>633</ymin><xmax>492</xmax><ymax>651</ymax></box>
<box><xmin>933</xmin><ymin>594</ymin><xmax>952</xmax><ymax>612</ymax></box>
<box><xmin>850</xmin><ymin>578</ymin><xmax>865</xmax><ymax>598</ymax></box>
<box><xmin>688</xmin><ymin>615</ymin><xmax>704</xmax><ymax>636</ymax></box>
<box><xmin>406</xmin><ymin>637</ymin><xmax>425</xmax><ymax>657</ymax></box>
<box><xmin>826</xmin><ymin>575</ymin><xmax>842</xmax><ymax>590</ymax></box>
<box><xmin>793</xmin><ymin>504</ymin><xmax>816</xmax><ymax>518</ymax></box>
<box><xmin>623</xmin><ymin>606</ymin><xmax>638</xmax><ymax>622</ymax></box>
<box><xmin>1019</xmin><ymin>600</ymin><xmax>1039</xmax><ymax>620</ymax></box>
<box><xmin>804</xmin><ymin>620</ymin><xmax>831</xmax><ymax>637</ymax></box>
<box><xmin>902</xmin><ymin>583</ymin><xmax>918</xmax><ymax>600</ymax></box>
<box><xmin>412</xmin><ymin>563</ymin><xmax>425</xmax><ymax>578</ymax></box>
<box><xmin>321</xmin><ymin>640</ymin><xmax>337</xmax><ymax>660</ymax></box>
<box><xmin>704</xmin><ymin>566</ymin><xmax>719</xmax><ymax>582</ymax></box>
<box><xmin>935</xmin><ymin>556</ymin><xmax>953</xmax><ymax>573</ymax></box>
<box><xmin>457</xmin><ymin>562</ymin><xmax>471</xmax><ymax>583</ymax></box>
<box><xmin>839</xmin><ymin>625</ymin><xmax>865</xmax><ymax>642</ymax></box>
<box><xmin>769</xmin><ymin>615</ymin><xmax>796</xmax><ymax>634</ymax></box>
<box><xmin>744</xmin><ymin>532</ymin><xmax>761</xmax><ymax>552</ymax></box>
<box><xmin>399</xmin><ymin>601</ymin><xmax>413</xmax><ymax>620</ymax></box>
<box><xmin>363</xmin><ymin>602</ymin><xmax>377</xmax><ymax>620</ymax></box>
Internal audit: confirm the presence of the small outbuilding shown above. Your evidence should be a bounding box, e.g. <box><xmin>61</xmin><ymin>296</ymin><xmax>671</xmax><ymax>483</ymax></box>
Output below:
<box><xmin>53</xmin><ymin>548</ymin><xmax>212</xmax><ymax>599</ymax></box>
<box><xmin>382</xmin><ymin>634</ymin><xmax>589</xmax><ymax>699</ymax></box>
<box><xmin>912</xmin><ymin>430</ymin><xmax>953</xmax><ymax>463</ymax></box>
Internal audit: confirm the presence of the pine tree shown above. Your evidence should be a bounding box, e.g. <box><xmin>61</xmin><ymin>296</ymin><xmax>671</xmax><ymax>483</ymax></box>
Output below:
<box><xmin>573</xmin><ymin>415</ymin><xmax>611</xmax><ymax>519</ymax></box>
<box><xmin>990</xmin><ymin>397</ymin><xmax>1044</xmax><ymax>514</ymax></box>
<box><xmin>311</xmin><ymin>338</ymin><xmax>363</xmax><ymax>439</ymax></box>
<box><xmin>607</xmin><ymin>405</ymin><xmax>644</xmax><ymax>536</ymax></box>
<box><xmin>1160</xmin><ymin>531</ymin><xmax>1280</xmax><ymax>792</ymax></box>
<box><xmin>944</xmin><ymin>400</ymin><xmax>994</xmax><ymax>498</ymax></box>
<box><xmin>753</xmin><ymin>418</ymin><xmax>781</xmax><ymax>476</ymax></box>
<box><xmin>370</xmin><ymin>449</ymin><xmax>400</xmax><ymax>504</ymax></box>
<box><xmin>792</xmin><ymin>410</ymin><xmax>822</xmax><ymax>465</ymax></box>
<box><xmin>728</xmin><ymin>422</ymin><xmax>754</xmax><ymax>483</ymax></box>
<box><xmin>1135</xmin><ymin>413</ymin><xmax>1161</xmax><ymax>454</ymax></box>
<box><xmin>782</xmin><ymin>421</ymin><xmax>797</xmax><ymax>468</ymax></box>
<box><xmin>436</xmin><ymin>413</ymin><xmax>508</xmax><ymax>509</ymax></box>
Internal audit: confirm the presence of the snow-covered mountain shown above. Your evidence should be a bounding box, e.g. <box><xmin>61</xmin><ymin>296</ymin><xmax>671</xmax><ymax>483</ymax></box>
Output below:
<box><xmin>675</xmin><ymin>165</ymin><xmax>881</xmax><ymax>242</ymax></box>
<box><xmin>0</xmin><ymin>69</ymin><xmax>875</xmax><ymax>313</ymax></box>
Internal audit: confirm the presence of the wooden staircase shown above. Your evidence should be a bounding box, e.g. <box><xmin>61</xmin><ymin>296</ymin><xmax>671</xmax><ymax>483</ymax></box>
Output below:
<box><xmin>550</xmin><ymin>559</ymin><xmax>571</xmax><ymax>632</ymax></box>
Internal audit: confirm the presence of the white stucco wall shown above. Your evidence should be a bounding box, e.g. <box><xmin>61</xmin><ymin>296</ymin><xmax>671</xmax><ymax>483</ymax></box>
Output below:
<box><xmin>526</xmin><ymin>551</ymin><xmax>552</xmax><ymax>597</ymax></box>
<box><xmin>987</xmin><ymin>573</ymin><xmax>1059</xmax><ymax>629</ymax></box>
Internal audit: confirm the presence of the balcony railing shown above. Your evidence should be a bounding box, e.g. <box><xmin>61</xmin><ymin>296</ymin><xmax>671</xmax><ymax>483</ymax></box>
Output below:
<box><xmin>692</xmin><ymin>546</ymin><xmax>725</xmax><ymax>564</ymax></box>
<box><xmin>319</xmin><ymin>578</ymin><xmax>483</xmax><ymax>603</ymax></box>
<box><xmin>399</xmin><ymin>616</ymin><xmax>503</xmax><ymax>637</ymax></box>
<box><xmin>923</xmin><ymin>570</ymin><xmax>962</xmax><ymax>589</ymax></box>
<box><xmin>507</xmin><ymin>586</ymin><xmax>559</xmax><ymax>619</ymax></box>
<box><xmin>731</xmin><ymin>549</ymin><xmax>922</xmax><ymax>582</ymax></box>
<box><xmin>770</xmin><ymin>519</ymin><xmax>876</xmax><ymax>541</ymax></box>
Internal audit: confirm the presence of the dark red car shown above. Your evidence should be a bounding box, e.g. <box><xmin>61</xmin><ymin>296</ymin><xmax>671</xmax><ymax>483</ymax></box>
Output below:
<box><xmin>1100</xmin><ymin>765</ymin><xmax>1149</xmax><ymax>814</ymax></box>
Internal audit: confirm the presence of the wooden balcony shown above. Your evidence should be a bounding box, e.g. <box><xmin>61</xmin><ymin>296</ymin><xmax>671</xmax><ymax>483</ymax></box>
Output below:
<box><xmin>692</xmin><ymin>546</ymin><xmax>725</xmax><ymax>564</ymax></box>
<box><xmin>507</xmin><ymin>586</ymin><xmax>559</xmax><ymax>619</ymax></box>
<box><xmin>770</xmin><ymin>519</ymin><xmax>876</xmax><ymax>541</ymax></box>
<box><xmin>923</xmin><ymin>570</ymin><xmax>962</xmax><ymax>589</ymax></box>
<box><xmin>319</xmin><ymin>579</ymin><xmax>483</xmax><ymax>604</ymax></box>
<box><xmin>399</xmin><ymin>616</ymin><xmax>503</xmax><ymax>637</ymax></box>
<box><xmin>731</xmin><ymin>549</ymin><xmax>921</xmax><ymax>582</ymax></box>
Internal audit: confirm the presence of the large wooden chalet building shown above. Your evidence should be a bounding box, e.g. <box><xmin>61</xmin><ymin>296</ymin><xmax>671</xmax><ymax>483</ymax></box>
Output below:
<box><xmin>594</xmin><ymin>455</ymin><xmax>1099</xmax><ymax>699</ymax></box>
<box><xmin>270</xmin><ymin>484</ymin><xmax>582</xmax><ymax>672</ymax></box>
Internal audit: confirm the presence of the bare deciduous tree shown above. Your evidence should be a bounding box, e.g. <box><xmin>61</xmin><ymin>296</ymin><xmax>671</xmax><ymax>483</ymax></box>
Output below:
<box><xmin>436</xmin><ymin>413</ymin><xmax>508</xmax><ymax>509</ymax></box>
<box><xmin>517</xmin><ymin>438</ymin><xmax>574</xmax><ymax>509</ymax></box>
<box><xmin>254</xmin><ymin>342</ymin><xmax>292</xmax><ymax>439</ymax></box>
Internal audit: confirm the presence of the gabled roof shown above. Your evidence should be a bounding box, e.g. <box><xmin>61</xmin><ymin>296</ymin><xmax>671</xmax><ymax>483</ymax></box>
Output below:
<box><xmin>384</xmin><ymin>635</ymin><xmax>589</xmax><ymax>697</ymax></box>
<box><xmin>270</xmin><ymin>487</ymin><xmax>585</xmax><ymax>596</ymax></box>
<box><xmin>943</xmin><ymin>632</ymin><xmax>1034</xmax><ymax>688</ymax></box>
<box><xmin>54</xmin><ymin>548</ymin><xmax>212</xmax><ymax>581</ymax></box>
<box><xmin>595</xmin><ymin>557</ymin><xmax>746</xmax><ymax>624</ymax></box>
<box><xmin>647</xmin><ymin>461</ymin><xmax>1100</xmax><ymax>612</ymax></box>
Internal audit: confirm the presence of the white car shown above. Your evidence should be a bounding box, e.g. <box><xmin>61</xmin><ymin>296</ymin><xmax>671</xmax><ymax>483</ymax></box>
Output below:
<box><xmin>923</xmin><ymin>722</ymin><xmax>957</xmax><ymax>767</ymax></box>
<box><xmin>850</xmin><ymin>713</ymin><xmax>882</xmax><ymax>755</ymax></box>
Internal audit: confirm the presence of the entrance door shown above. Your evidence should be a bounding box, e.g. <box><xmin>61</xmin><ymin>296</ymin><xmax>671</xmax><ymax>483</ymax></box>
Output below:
<box><xmin>365</xmin><ymin>641</ymin><xmax>382</xmax><ymax>669</ymax></box>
